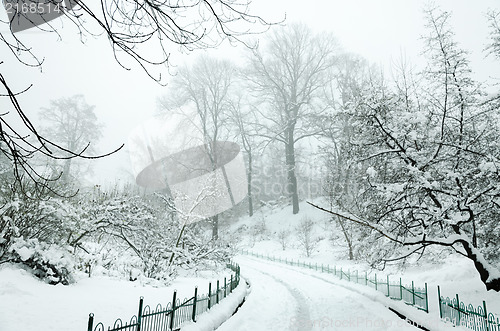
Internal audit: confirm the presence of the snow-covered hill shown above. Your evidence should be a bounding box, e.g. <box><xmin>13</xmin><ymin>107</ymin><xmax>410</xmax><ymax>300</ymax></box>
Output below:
<box><xmin>226</xmin><ymin>199</ymin><xmax>500</xmax><ymax>317</ymax></box>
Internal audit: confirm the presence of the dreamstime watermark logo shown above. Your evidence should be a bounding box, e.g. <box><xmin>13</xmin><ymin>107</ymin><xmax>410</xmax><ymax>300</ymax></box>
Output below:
<box><xmin>2</xmin><ymin>0</ymin><xmax>76</xmax><ymax>33</ymax></box>
<box><xmin>128</xmin><ymin>112</ymin><xmax>248</xmax><ymax>225</ymax></box>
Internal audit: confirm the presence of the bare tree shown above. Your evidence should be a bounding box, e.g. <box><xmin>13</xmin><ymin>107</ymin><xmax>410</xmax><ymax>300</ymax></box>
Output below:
<box><xmin>245</xmin><ymin>23</ymin><xmax>338</xmax><ymax>214</ymax></box>
<box><xmin>485</xmin><ymin>10</ymin><xmax>500</xmax><ymax>109</ymax></box>
<box><xmin>320</xmin><ymin>53</ymin><xmax>373</xmax><ymax>260</ymax></box>
<box><xmin>228</xmin><ymin>90</ymin><xmax>264</xmax><ymax>217</ymax></box>
<box><xmin>38</xmin><ymin>95</ymin><xmax>103</xmax><ymax>185</ymax></box>
<box><xmin>1</xmin><ymin>1</ymin><xmax>274</xmax><ymax>194</ymax></box>
<box><xmin>159</xmin><ymin>55</ymin><xmax>236</xmax><ymax>240</ymax></box>
<box><xmin>0</xmin><ymin>73</ymin><xmax>121</xmax><ymax>196</ymax></box>
<box><xmin>277</xmin><ymin>228</ymin><xmax>290</xmax><ymax>250</ymax></box>
<box><xmin>2</xmin><ymin>1</ymin><xmax>274</xmax><ymax>82</ymax></box>
<box><xmin>296</xmin><ymin>217</ymin><xmax>317</xmax><ymax>257</ymax></box>
<box><xmin>486</xmin><ymin>9</ymin><xmax>500</xmax><ymax>61</ymax></box>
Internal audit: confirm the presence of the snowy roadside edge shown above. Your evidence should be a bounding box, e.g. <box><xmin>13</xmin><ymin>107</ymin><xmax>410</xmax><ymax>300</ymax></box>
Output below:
<box><xmin>243</xmin><ymin>256</ymin><xmax>469</xmax><ymax>331</ymax></box>
<box><xmin>307</xmin><ymin>271</ymin><xmax>470</xmax><ymax>331</ymax></box>
<box><xmin>179</xmin><ymin>276</ymin><xmax>250</xmax><ymax>331</ymax></box>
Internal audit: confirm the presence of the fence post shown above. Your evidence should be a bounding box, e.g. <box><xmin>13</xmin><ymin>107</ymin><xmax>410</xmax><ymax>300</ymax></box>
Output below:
<box><xmin>170</xmin><ymin>291</ymin><xmax>177</xmax><ymax>331</ymax></box>
<box><xmin>224</xmin><ymin>277</ymin><xmax>227</xmax><ymax>298</ymax></box>
<box><xmin>365</xmin><ymin>272</ymin><xmax>367</xmax><ymax>286</ymax></box>
<box><xmin>340</xmin><ymin>267</ymin><xmax>342</xmax><ymax>280</ymax></box>
<box><xmin>483</xmin><ymin>301</ymin><xmax>489</xmax><ymax>331</ymax></box>
<box><xmin>230</xmin><ymin>275</ymin><xmax>233</xmax><ymax>293</ymax></box>
<box><xmin>412</xmin><ymin>281</ymin><xmax>415</xmax><ymax>306</ymax></box>
<box><xmin>87</xmin><ymin>313</ymin><xmax>94</xmax><ymax>331</ymax></box>
<box><xmin>136</xmin><ymin>297</ymin><xmax>144</xmax><ymax>331</ymax></box>
<box><xmin>387</xmin><ymin>275</ymin><xmax>390</xmax><ymax>297</ymax></box>
<box><xmin>400</xmin><ymin>278</ymin><xmax>403</xmax><ymax>300</ymax></box>
<box><xmin>321</xmin><ymin>264</ymin><xmax>324</xmax><ymax>272</ymax></box>
<box><xmin>424</xmin><ymin>283</ymin><xmax>429</xmax><ymax>313</ymax></box>
<box><xmin>217</xmin><ymin>280</ymin><xmax>220</xmax><ymax>304</ymax></box>
<box><xmin>208</xmin><ymin>282</ymin><xmax>212</xmax><ymax>309</ymax></box>
<box><xmin>456</xmin><ymin>293</ymin><xmax>460</xmax><ymax>326</ymax></box>
<box><xmin>356</xmin><ymin>270</ymin><xmax>359</xmax><ymax>283</ymax></box>
<box><xmin>437</xmin><ymin>286</ymin><xmax>443</xmax><ymax>319</ymax></box>
<box><xmin>192</xmin><ymin>287</ymin><xmax>198</xmax><ymax>322</ymax></box>
<box><xmin>375</xmin><ymin>274</ymin><xmax>378</xmax><ymax>290</ymax></box>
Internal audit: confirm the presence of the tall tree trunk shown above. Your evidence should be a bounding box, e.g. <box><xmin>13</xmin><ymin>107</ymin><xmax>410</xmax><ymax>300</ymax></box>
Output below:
<box><xmin>451</xmin><ymin>224</ymin><xmax>500</xmax><ymax>291</ymax></box>
<box><xmin>285</xmin><ymin>128</ymin><xmax>299</xmax><ymax>214</ymax></box>
<box><xmin>62</xmin><ymin>158</ymin><xmax>72</xmax><ymax>183</ymax></box>
<box><xmin>211</xmin><ymin>214</ymin><xmax>219</xmax><ymax>241</ymax></box>
<box><xmin>337</xmin><ymin>216</ymin><xmax>354</xmax><ymax>260</ymax></box>
<box><xmin>461</xmin><ymin>239</ymin><xmax>500</xmax><ymax>291</ymax></box>
<box><xmin>247</xmin><ymin>151</ymin><xmax>254</xmax><ymax>217</ymax></box>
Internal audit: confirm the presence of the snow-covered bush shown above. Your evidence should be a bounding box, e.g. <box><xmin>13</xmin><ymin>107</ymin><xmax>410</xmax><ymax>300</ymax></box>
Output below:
<box><xmin>0</xmin><ymin>170</ymin><xmax>233</xmax><ymax>284</ymax></box>
<box><xmin>7</xmin><ymin>237</ymin><xmax>75</xmax><ymax>284</ymax></box>
<box><xmin>248</xmin><ymin>218</ymin><xmax>268</xmax><ymax>247</ymax></box>
<box><xmin>277</xmin><ymin>229</ymin><xmax>291</xmax><ymax>250</ymax></box>
<box><xmin>0</xmin><ymin>179</ymin><xmax>81</xmax><ymax>284</ymax></box>
<box><xmin>71</xmin><ymin>191</ymin><xmax>233</xmax><ymax>282</ymax></box>
<box><xmin>296</xmin><ymin>217</ymin><xmax>318</xmax><ymax>257</ymax></box>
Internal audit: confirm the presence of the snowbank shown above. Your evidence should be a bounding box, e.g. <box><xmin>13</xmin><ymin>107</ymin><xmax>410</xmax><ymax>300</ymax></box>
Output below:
<box><xmin>180</xmin><ymin>277</ymin><xmax>249</xmax><ymax>331</ymax></box>
<box><xmin>0</xmin><ymin>263</ymin><xmax>234</xmax><ymax>331</ymax></box>
<box><xmin>240</xmin><ymin>255</ymin><xmax>470</xmax><ymax>331</ymax></box>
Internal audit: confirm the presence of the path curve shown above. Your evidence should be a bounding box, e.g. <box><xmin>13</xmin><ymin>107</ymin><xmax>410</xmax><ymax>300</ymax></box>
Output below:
<box><xmin>216</xmin><ymin>256</ymin><xmax>422</xmax><ymax>331</ymax></box>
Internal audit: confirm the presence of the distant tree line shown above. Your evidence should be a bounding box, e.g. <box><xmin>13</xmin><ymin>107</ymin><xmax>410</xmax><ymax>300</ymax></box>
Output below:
<box><xmin>159</xmin><ymin>6</ymin><xmax>500</xmax><ymax>291</ymax></box>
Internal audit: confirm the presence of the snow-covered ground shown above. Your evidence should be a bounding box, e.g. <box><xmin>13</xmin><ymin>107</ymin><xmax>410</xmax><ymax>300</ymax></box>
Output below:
<box><xmin>2</xmin><ymin>199</ymin><xmax>499</xmax><ymax>331</ymax></box>
<box><xmin>219</xmin><ymin>256</ymin><xmax>423</xmax><ymax>330</ymax></box>
<box><xmin>225</xmin><ymin>199</ymin><xmax>500</xmax><ymax>320</ymax></box>
<box><xmin>216</xmin><ymin>256</ymin><xmax>469</xmax><ymax>331</ymax></box>
<box><xmin>0</xmin><ymin>264</ymin><xmax>233</xmax><ymax>331</ymax></box>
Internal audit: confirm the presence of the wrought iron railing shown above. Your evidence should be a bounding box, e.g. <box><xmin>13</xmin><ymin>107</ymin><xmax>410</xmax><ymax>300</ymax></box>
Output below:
<box><xmin>241</xmin><ymin>250</ymin><xmax>428</xmax><ymax>312</ymax></box>
<box><xmin>242</xmin><ymin>250</ymin><xmax>500</xmax><ymax>331</ymax></box>
<box><xmin>438</xmin><ymin>286</ymin><xmax>500</xmax><ymax>331</ymax></box>
<box><xmin>86</xmin><ymin>262</ymin><xmax>241</xmax><ymax>331</ymax></box>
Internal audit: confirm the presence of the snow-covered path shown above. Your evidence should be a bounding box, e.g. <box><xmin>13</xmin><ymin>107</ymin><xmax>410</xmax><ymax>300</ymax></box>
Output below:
<box><xmin>217</xmin><ymin>256</ymin><xmax>421</xmax><ymax>331</ymax></box>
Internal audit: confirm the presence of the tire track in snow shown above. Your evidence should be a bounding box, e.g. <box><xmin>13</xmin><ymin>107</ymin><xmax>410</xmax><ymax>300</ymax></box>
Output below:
<box><xmin>215</xmin><ymin>263</ymin><xmax>298</xmax><ymax>331</ymax></box>
<box><xmin>240</xmin><ymin>256</ymin><xmax>423</xmax><ymax>331</ymax></box>
<box><xmin>243</xmin><ymin>263</ymin><xmax>312</xmax><ymax>331</ymax></box>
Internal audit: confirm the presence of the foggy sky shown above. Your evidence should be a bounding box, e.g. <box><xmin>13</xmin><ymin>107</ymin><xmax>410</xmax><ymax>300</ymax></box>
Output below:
<box><xmin>2</xmin><ymin>0</ymin><xmax>499</xmax><ymax>188</ymax></box>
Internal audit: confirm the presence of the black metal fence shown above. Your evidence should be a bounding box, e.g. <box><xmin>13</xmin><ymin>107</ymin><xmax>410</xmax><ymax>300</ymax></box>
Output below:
<box><xmin>241</xmin><ymin>250</ymin><xmax>429</xmax><ymax>312</ymax></box>
<box><xmin>86</xmin><ymin>262</ymin><xmax>241</xmax><ymax>331</ymax></box>
<box><xmin>438</xmin><ymin>286</ymin><xmax>500</xmax><ymax>331</ymax></box>
<box><xmin>242</xmin><ymin>250</ymin><xmax>500</xmax><ymax>331</ymax></box>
